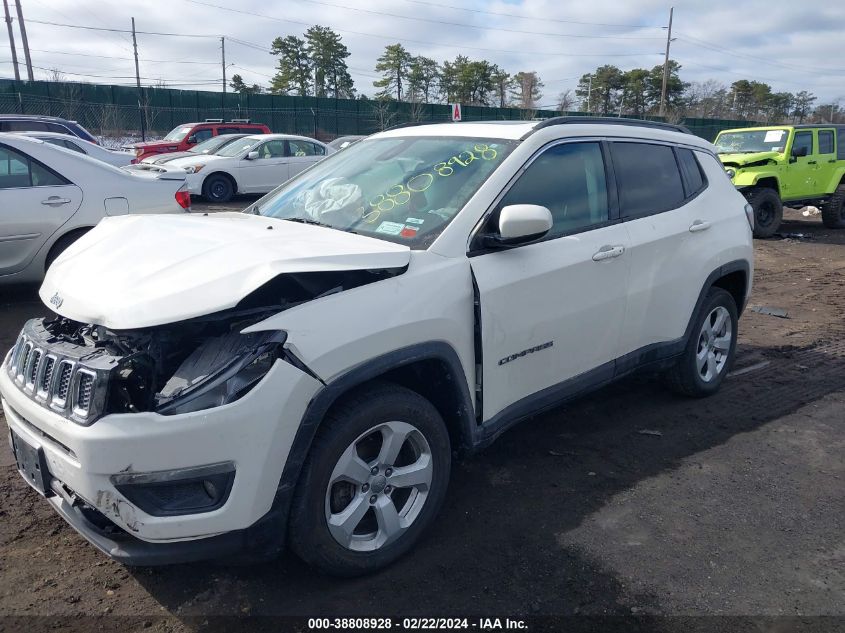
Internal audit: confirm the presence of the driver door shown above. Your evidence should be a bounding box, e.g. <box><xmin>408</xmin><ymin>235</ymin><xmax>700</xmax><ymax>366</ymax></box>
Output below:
<box><xmin>238</xmin><ymin>139</ymin><xmax>289</xmax><ymax>193</ymax></box>
<box><xmin>469</xmin><ymin>141</ymin><xmax>630</xmax><ymax>421</ymax></box>
<box><xmin>782</xmin><ymin>130</ymin><xmax>815</xmax><ymax>199</ymax></box>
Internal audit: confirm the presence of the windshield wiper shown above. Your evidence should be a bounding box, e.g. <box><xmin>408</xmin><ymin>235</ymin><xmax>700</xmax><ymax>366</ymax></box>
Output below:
<box><xmin>282</xmin><ymin>217</ymin><xmax>331</xmax><ymax>227</ymax></box>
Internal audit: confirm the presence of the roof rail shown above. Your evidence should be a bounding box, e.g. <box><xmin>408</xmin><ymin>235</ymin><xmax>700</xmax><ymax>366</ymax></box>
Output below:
<box><xmin>229</xmin><ymin>118</ymin><xmax>251</xmax><ymax>123</ymax></box>
<box><xmin>204</xmin><ymin>118</ymin><xmax>224</xmax><ymax>123</ymax></box>
<box><xmin>523</xmin><ymin>116</ymin><xmax>692</xmax><ymax>139</ymax></box>
<box><xmin>384</xmin><ymin>120</ymin><xmax>448</xmax><ymax>132</ymax></box>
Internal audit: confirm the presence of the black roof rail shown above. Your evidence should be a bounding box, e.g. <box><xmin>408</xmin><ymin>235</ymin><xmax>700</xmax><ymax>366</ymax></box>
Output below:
<box><xmin>522</xmin><ymin>116</ymin><xmax>692</xmax><ymax>139</ymax></box>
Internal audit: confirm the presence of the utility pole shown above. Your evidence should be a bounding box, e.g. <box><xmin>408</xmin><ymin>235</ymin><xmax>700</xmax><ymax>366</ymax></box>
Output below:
<box><xmin>14</xmin><ymin>0</ymin><xmax>33</xmax><ymax>81</ymax></box>
<box><xmin>2</xmin><ymin>0</ymin><xmax>20</xmax><ymax>81</ymax></box>
<box><xmin>131</xmin><ymin>17</ymin><xmax>145</xmax><ymax>141</ymax></box>
<box><xmin>659</xmin><ymin>6</ymin><xmax>674</xmax><ymax>117</ymax></box>
<box><xmin>221</xmin><ymin>36</ymin><xmax>226</xmax><ymax>120</ymax></box>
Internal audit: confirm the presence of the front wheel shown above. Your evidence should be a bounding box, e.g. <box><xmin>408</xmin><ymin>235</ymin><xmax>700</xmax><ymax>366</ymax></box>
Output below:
<box><xmin>745</xmin><ymin>187</ymin><xmax>783</xmax><ymax>238</ymax></box>
<box><xmin>666</xmin><ymin>288</ymin><xmax>738</xmax><ymax>398</ymax></box>
<box><xmin>201</xmin><ymin>173</ymin><xmax>234</xmax><ymax>203</ymax></box>
<box><xmin>289</xmin><ymin>381</ymin><xmax>451</xmax><ymax>576</ymax></box>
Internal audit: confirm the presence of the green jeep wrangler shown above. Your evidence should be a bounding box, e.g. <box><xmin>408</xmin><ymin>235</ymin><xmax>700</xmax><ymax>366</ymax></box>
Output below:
<box><xmin>714</xmin><ymin>125</ymin><xmax>845</xmax><ymax>237</ymax></box>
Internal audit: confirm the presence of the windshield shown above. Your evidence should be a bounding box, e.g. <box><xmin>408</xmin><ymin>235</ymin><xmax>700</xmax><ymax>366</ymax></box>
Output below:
<box><xmin>189</xmin><ymin>135</ymin><xmax>238</xmax><ymax>154</ymax></box>
<box><xmin>164</xmin><ymin>125</ymin><xmax>194</xmax><ymax>142</ymax></box>
<box><xmin>254</xmin><ymin>136</ymin><xmax>515</xmax><ymax>249</ymax></box>
<box><xmin>715</xmin><ymin>129</ymin><xmax>789</xmax><ymax>154</ymax></box>
<box><xmin>216</xmin><ymin>137</ymin><xmax>262</xmax><ymax>158</ymax></box>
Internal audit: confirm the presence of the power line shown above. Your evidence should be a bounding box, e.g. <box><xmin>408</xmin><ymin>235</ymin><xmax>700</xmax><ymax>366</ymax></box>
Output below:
<box><xmin>28</xmin><ymin>48</ymin><xmax>220</xmax><ymax>65</ymax></box>
<box><xmin>27</xmin><ymin>18</ymin><xmax>217</xmax><ymax>38</ymax></box>
<box><xmin>396</xmin><ymin>0</ymin><xmax>660</xmax><ymax>29</ymax></box>
<box><xmin>185</xmin><ymin>0</ymin><xmax>663</xmax><ymax>41</ymax></box>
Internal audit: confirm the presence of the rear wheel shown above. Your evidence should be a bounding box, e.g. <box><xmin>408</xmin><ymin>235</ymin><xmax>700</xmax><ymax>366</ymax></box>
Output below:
<box><xmin>667</xmin><ymin>288</ymin><xmax>738</xmax><ymax>398</ymax></box>
<box><xmin>821</xmin><ymin>186</ymin><xmax>845</xmax><ymax>229</ymax></box>
<box><xmin>201</xmin><ymin>173</ymin><xmax>234</xmax><ymax>203</ymax></box>
<box><xmin>745</xmin><ymin>187</ymin><xmax>783</xmax><ymax>238</ymax></box>
<box><xmin>289</xmin><ymin>382</ymin><xmax>451</xmax><ymax>576</ymax></box>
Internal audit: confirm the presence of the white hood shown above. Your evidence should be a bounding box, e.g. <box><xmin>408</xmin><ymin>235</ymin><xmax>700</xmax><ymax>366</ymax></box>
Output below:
<box><xmin>40</xmin><ymin>213</ymin><xmax>410</xmax><ymax>329</ymax></box>
<box><xmin>166</xmin><ymin>154</ymin><xmax>227</xmax><ymax>169</ymax></box>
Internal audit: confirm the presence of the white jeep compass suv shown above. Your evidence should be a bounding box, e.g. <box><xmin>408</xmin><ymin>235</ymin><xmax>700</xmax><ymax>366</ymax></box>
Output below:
<box><xmin>1</xmin><ymin>118</ymin><xmax>753</xmax><ymax>576</ymax></box>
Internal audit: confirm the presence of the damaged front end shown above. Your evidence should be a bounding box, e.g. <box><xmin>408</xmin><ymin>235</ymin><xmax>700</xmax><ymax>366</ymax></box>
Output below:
<box><xmin>7</xmin><ymin>268</ymin><xmax>400</xmax><ymax>425</ymax></box>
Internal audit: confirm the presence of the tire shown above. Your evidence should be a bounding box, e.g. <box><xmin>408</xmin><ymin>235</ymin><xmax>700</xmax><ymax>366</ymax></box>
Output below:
<box><xmin>821</xmin><ymin>186</ymin><xmax>845</xmax><ymax>229</ymax></box>
<box><xmin>744</xmin><ymin>187</ymin><xmax>783</xmax><ymax>238</ymax></box>
<box><xmin>45</xmin><ymin>230</ymin><xmax>88</xmax><ymax>272</ymax></box>
<box><xmin>289</xmin><ymin>381</ymin><xmax>451</xmax><ymax>576</ymax></box>
<box><xmin>666</xmin><ymin>288</ymin><xmax>738</xmax><ymax>398</ymax></box>
<box><xmin>201</xmin><ymin>173</ymin><xmax>234</xmax><ymax>203</ymax></box>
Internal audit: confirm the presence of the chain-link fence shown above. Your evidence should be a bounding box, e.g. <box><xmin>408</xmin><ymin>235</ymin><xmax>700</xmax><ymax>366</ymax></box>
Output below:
<box><xmin>0</xmin><ymin>79</ymin><xmax>754</xmax><ymax>142</ymax></box>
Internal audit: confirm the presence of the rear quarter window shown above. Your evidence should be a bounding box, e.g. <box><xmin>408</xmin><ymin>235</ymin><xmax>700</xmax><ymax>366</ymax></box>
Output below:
<box><xmin>676</xmin><ymin>148</ymin><xmax>707</xmax><ymax>197</ymax></box>
<box><xmin>611</xmin><ymin>142</ymin><xmax>685</xmax><ymax>218</ymax></box>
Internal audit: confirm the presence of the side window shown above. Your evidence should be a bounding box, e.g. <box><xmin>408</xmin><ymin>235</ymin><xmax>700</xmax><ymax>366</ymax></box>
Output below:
<box><xmin>45</xmin><ymin>122</ymin><xmax>70</xmax><ymax>134</ymax></box>
<box><xmin>62</xmin><ymin>140</ymin><xmax>86</xmax><ymax>154</ymax></box>
<box><xmin>257</xmin><ymin>140</ymin><xmax>285</xmax><ymax>158</ymax></box>
<box><xmin>192</xmin><ymin>128</ymin><xmax>213</xmax><ymax>143</ymax></box>
<box><xmin>818</xmin><ymin>130</ymin><xmax>834</xmax><ymax>155</ymax></box>
<box><xmin>497</xmin><ymin>142</ymin><xmax>609</xmax><ymax>239</ymax></box>
<box><xmin>287</xmin><ymin>140</ymin><xmax>323</xmax><ymax>157</ymax></box>
<box><xmin>0</xmin><ymin>144</ymin><xmax>69</xmax><ymax>188</ymax></box>
<box><xmin>612</xmin><ymin>142</ymin><xmax>685</xmax><ymax>218</ymax></box>
<box><xmin>792</xmin><ymin>131</ymin><xmax>813</xmax><ymax>156</ymax></box>
<box><xmin>7</xmin><ymin>121</ymin><xmax>48</xmax><ymax>132</ymax></box>
<box><xmin>217</xmin><ymin>127</ymin><xmax>239</xmax><ymax>135</ymax></box>
<box><xmin>676</xmin><ymin>148</ymin><xmax>706</xmax><ymax>197</ymax></box>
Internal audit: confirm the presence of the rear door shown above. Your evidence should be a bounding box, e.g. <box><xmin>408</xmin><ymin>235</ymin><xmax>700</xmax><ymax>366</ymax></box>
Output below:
<box><xmin>469</xmin><ymin>140</ymin><xmax>630</xmax><ymax>420</ymax></box>
<box><xmin>0</xmin><ymin>143</ymin><xmax>82</xmax><ymax>276</ymax></box>
<box><xmin>611</xmin><ymin>141</ymin><xmax>714</xmax><ymax>367</ymax></box>
<box><xmin>815</xmin><ymin>129</ymin><xmax>837</xmax><ymax>193</ymax></box>
<box><xmin>287</xmin><ymin>140</ymin><xmax>326</xmax><ymax>178</ymax></box>
<box><xmin>237</xmin><ymin>139</ymin><xmax>289</xmax><ymax>192</ymax></box>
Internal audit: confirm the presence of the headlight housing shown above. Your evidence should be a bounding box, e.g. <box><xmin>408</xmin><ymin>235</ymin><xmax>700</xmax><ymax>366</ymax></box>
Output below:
<box><xmin>184</xmin><ymin>164</ymin><xmax>206</xmax><ymax>174</ymax></box>
<box><xmin>156</xmin><ymin>330</ymin><xmax>286</xmax><ymax>415</ymax></box>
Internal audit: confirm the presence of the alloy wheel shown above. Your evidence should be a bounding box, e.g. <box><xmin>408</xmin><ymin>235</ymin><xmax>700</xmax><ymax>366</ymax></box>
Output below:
<box><xmin>696</xmin><ymin>305</ymin><xmax>732</xmax><ymax>382</ymax></box>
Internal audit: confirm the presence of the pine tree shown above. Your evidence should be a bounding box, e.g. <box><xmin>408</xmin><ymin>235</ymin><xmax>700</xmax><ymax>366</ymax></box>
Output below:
<box><xmin>269</xmin><ymin>35</ymin><xmax>311</xmax><ymax>96</ymax></box>
<box><xmin>373</xmin><ymin>44</ymin><xmax>413</xmax><ymax>101</ymax></box>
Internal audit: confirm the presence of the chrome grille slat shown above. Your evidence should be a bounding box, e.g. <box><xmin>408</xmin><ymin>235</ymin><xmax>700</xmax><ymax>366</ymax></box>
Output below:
<box><xmin>26</xmin><ymin>349</ymin><xmax>43</xmax><ymax>390</ymax></box>
<box><xmin>16</xmin><ymin>341</ymin><xmax>32</xmax><ymax>383</ymax></box>
<box><xmin>37</xmin><ymin>355</ymin><xmax>56</xmax><ymax>399</ymax></box>
<box><xmin>72</xmin><ymin>370</ymin><xmax>95</xmax><ymax>418</ymax></box>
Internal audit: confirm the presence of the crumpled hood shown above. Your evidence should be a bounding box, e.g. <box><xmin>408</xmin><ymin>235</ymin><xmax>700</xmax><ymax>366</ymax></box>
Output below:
<box><xmin>718</xmin><ymin>150</ymin><xmax>781</xmax><ymax>166</ymax></box>
<box><xmin>40</xmin><ymin>213</ymin><xmax>411</xmax><ymax>329</ymax></box>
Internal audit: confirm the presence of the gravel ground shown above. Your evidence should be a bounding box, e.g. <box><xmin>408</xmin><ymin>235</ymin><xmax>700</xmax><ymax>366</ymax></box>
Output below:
<box><xmin>0</xmin><ymin>208</ymin><xmax>843</xmax><ymax>631</ymax></box>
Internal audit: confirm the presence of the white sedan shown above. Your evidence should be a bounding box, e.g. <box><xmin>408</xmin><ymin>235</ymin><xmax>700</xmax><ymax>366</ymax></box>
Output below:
<box><xmin>168</xmin><ymin>134</ymin><xmax>330</xmax><ymax>202</ymax></box>
<box><xmin>15</xmin><ymin>131</ymin><xmax>136</xmax><ymax>167</ymax></box>
<box><xmin>0</xmin><ymin>134</ymin><xmax>191</xmax><ymax>284</ymax></box>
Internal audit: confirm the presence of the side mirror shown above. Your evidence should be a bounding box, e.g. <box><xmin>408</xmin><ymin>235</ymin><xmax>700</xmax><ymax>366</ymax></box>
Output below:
<box><xmin>791</xmin><ymin>146</ymin><xmax>808</xmax><ymax>158</ymax></box>
<box><xmin>246</xmin><ymin>151</ymin><xmax>259</xmax><ymax>160</ymax></box>
<box><xmin>484</xmin><ymin>204</ymin><xmax>553</xmax><ymax>248</ymax></box>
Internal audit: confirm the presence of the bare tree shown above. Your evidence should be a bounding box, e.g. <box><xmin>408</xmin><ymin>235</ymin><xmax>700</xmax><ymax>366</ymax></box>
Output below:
<box><xmin>371</xmin><ymin>97</ymin><xmax>397</xmax><ymax>130</ymax></box>
<box><xmin>557</xmin><ymin>89</ymin><xmax>576</xmax><ymax>113</ymax></box>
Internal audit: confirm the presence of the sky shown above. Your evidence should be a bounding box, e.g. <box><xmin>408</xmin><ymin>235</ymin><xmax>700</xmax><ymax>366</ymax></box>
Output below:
<box><xmin>1</xmin><ymin>0</ymin><xmax>844</xmax><ymax>106</ymax></box>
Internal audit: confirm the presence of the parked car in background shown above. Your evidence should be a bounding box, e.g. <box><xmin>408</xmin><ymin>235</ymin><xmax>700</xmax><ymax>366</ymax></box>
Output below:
<box><xmin>0</xmin><ymin>134</ymin><xmax>191</xmax><ymax>284</ymax></box>
<box><xmin>715</xmin><ymin>125</ymin><xmax>845</xmax><ymax>237</ymax></box>
<box><xmin>125</xmin><ymin>119</ymin><xmax>271</xmax><ymax>162</ymax></box>
<box><xmin>327</xmin><ymin>135</ymin><xmax>365</xmax><ymax>152</ymax></box>
<box><xmin>140</xmin><ymin>133</ymin><xmax>249</xmax><ymax>165</ymax></box>
<box><xmin>0</xmin><ymin>118</ymin><xmax>752</xmax><ymax>574</ymax></box>
<box><xmin>168</xmin><ymin>133</ymin><xmax>329</xmax><ymax>202</ymax></box>
<box><xmin>0</xmin><ymin>115</ymin><xmax>99</xmax><ymax>144</ymax></box>
<box><xmin>15</xmin><ymin>132</ymin><xmax>135</xmax><ymax>167</ymax></box>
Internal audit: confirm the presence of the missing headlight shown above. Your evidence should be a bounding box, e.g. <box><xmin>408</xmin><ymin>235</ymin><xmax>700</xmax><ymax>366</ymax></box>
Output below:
<box><xmin>155</xmin><ymin>330</ymin><xmax>286</xmax><ymax>415</ymax></box>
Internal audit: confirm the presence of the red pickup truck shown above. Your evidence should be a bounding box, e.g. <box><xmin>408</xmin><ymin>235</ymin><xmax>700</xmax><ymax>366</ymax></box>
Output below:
<box><xmin>126</xmin><ymin>119</ymin><xmax>271</xmax><ymax>162</ymax></box>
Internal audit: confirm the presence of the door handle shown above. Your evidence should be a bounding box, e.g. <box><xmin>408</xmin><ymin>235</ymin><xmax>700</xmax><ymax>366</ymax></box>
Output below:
<box><xmin>41</xmin><ymin>196</ymin><xmax>72</xmax><ymax>206</ymax></box>
<box><xmin>829</xmin><ymin>159</ymin><xmax>837</xmax><ymax>163</ymax></box>
<box><xmin>689</xmin><ymin>219</ymin><xmax>711</xmax><ymax>233</ymax></box>
<box><xmin>592</xmin><ymin>245</ymin><xmax>625</xmax><ymax>261</ymax></box>
<box><xmin>807</xmin><ymin>161</ymin><xmax>817</xmax><ymax>165</ymax></box>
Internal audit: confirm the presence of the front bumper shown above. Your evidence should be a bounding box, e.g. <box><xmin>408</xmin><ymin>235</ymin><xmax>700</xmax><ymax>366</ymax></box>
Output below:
<box><xmin>1</xmin><ymin>354</ymin><xmax>321</xmax><ymax>559</ymax></box>
<box><xmin>185</xmin><ymin>172</ymin><xmax>205</xmax><ymax>195</ymax></box>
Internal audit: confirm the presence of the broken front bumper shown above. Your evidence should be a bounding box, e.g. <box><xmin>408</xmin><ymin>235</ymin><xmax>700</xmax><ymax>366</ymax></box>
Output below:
<box><xmin>1</xmin><ymin>354</ymin><xmax>321</xmax><ymax>562</ymax></box>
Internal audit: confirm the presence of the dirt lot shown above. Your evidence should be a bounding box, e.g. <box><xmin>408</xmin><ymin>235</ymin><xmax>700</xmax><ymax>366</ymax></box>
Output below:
<box><xmin>0</xmin><ymin>207</ymin><xmax>843</xmax><ymax>631</ymax></box>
